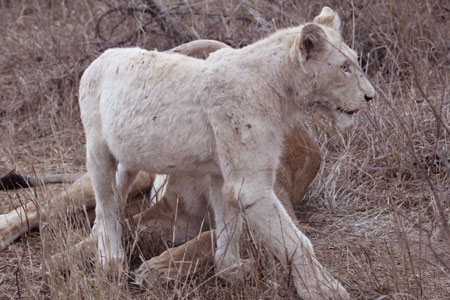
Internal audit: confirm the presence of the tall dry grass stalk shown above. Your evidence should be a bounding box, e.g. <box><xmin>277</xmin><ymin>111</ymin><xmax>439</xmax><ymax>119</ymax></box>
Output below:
<box><xmin>0</xmin><ymin>0</ymin><xmax>448</xmax><ymax>299</ymax></box>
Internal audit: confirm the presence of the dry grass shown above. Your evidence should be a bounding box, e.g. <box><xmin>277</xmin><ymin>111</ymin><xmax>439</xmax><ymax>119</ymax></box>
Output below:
<box><xmin>0</xmin><ymin>0</ymin><xmax>449</xmax><ymax>299</ymax></box>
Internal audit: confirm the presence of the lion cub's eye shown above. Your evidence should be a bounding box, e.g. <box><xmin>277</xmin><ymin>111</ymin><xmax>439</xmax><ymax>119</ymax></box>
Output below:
<box><xmin>341</xmin><ymin>62</ymin><xmax>351</xmax><ymax>74</ymax></box>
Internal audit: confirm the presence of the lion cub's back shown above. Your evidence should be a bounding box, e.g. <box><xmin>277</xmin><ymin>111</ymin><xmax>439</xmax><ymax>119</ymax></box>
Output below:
<box><xmin>78</xmin><ymin>47</ymin><xmax>208</xmax><ymax>135</ymax></box>
<box><xmin>79</xmin><ymin>47</ymin><xmax>205</xmax><ymax>111</ymax></box>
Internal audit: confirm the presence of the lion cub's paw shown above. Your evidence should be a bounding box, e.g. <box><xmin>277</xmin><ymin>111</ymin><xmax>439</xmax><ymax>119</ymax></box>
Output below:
<box><xmin>335</xmin><ymin>282</ymin><xmax>350</xmax><ymax>300</ymax></box>
<box><xmin>319</xmin><ymin>274</ymin><xmax>350</xmax><ymax>300</ymax></box>
<box><xmin>216</xmin><ymin>258</ymin><xmax>254</xmax><ymax>284</ymax></box>
<box><xmin>322</xmin><ymin>282</ymin><xmax>350</xmax><ymax>300</ymax></box>
<box><xmin>96</xmin><ymin>237</ymin><xmax>125</xmax><ymax>273</ymax></box>
<box><xmin>295</xmin><ymin>279</ymin><xmax>350</xmax><ymax>300</ymax></box>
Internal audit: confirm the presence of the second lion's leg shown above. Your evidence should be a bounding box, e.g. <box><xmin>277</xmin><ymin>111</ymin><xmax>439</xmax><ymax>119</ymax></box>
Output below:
<box><xmin>134</xmin><ymin>173</ymin><xmax>212</xmax><ymax>286</ymax></box>
<box><xmin>135</xmin><ymin>230</ymin><xmax>215</xmax><ymax>287</ymax></box>
<box><xmin>115</xmin><ymin>164</ymin><xmax>138</xmax><ymax>215</ymax></box>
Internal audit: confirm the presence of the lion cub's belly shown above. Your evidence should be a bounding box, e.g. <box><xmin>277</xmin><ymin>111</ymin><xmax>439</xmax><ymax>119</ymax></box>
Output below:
<box><xmin>101</xmin><ymin>94</ymin><xmax>218</xmax><ymax>175</ymax></box>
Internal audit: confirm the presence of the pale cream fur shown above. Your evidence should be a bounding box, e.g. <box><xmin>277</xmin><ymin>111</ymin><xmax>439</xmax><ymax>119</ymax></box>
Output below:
<box><xmin>78</xmin><ymin>7</ymin><xmax>373</xmax><ymax>299</ymax></box>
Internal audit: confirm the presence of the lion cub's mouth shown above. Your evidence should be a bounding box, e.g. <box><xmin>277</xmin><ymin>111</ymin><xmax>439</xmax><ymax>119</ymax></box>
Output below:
<box><xmin>337</xmin><ymin>107</ymin><xmax>359</xmax><ymax>115</ymax></box>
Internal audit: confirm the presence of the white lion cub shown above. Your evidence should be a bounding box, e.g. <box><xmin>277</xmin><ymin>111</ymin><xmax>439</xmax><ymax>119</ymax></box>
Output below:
<box><xmin>79</xmin><ymin>7</ymin><xmax>374</xmax><ymax>300</ymax></box>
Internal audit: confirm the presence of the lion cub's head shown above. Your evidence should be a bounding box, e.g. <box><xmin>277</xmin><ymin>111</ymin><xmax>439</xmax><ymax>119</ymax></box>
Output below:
<box><xmin>293</xmin><ymin>7</ymin><xmax>375</xmax><ymax>128</ymax></box>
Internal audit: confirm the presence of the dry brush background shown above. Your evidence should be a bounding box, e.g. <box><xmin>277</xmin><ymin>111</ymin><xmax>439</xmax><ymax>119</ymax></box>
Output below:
<box><xmin>0</xmin><ymin>0</ymin><xmax>449</xmax><ymax>299</ymax></box>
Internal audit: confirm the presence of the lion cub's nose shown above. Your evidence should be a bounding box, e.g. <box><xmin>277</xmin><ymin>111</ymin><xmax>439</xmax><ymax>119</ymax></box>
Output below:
<box><xmin>364</xmin><ymin>95</ymin><xmax>373</xmax><ymax>102</ymax></box>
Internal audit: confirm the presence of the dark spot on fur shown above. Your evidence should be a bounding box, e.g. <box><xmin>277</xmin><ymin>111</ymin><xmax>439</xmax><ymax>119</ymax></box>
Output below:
<box><xmin>246</xmin><ymin>124</ymin><xmax>252</xmax><ymax>129</ymax></box>
<box><xmin>286</xmin><ymin>87</ymin><xmax>294</xmax><ymax>98</ymax></box>
<box><xmin>243</xmin><ymin>200</ymin><xmax>257</xmax><ymax>210</ymax></box>
<box><xmin>235</xmin><ymin>127</ymin><xmax>239</xmax><ymax>132</ymax></box>
<box><xmin>153</xmin><ymin>116</ymin><xmax>157</xmax><ymax>121</ymax></box>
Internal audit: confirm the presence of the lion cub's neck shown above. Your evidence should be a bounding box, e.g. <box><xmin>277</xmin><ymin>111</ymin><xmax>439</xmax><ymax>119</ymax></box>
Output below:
<box><xmin>220</xmin><ymin>27</ymin><xmax>312</xmax><ymax>114</ymax></box>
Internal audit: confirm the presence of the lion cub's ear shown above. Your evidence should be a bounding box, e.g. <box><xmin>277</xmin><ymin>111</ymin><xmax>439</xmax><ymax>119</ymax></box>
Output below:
<box><xmin>313</xmin><ymin>6</ymin><xmax>341</xmax><ymax>34</ymax></box>
<box><xmin>295</xmin><ymin>23</ymin><xmax>327</xmax><ymax>61</ymax></box>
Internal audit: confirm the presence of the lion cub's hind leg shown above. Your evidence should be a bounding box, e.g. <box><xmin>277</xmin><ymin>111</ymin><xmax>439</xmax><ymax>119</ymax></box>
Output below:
<box><xmin>86</xmin><ymin>140</ymin><xmax>135</xmax><ymax>271</ymax></box>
